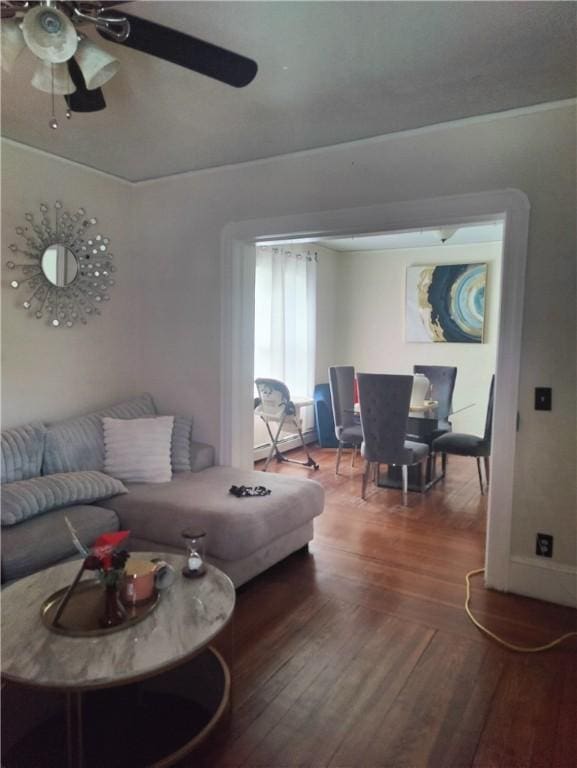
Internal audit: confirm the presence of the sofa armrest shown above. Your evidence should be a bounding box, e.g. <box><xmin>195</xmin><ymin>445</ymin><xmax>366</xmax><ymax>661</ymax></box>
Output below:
<box><xmin>189</xmin><ymin>441</ymin><xmax>215</xmax><ymax>472</ymax></box>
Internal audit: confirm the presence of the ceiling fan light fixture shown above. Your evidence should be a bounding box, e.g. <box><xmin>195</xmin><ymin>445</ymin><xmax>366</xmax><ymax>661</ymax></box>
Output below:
<box><xmin>438</xmin><ymin>227</ymin><xmax>459</xmax><ymax>244</ymax></box>
<box><xmin>1</xmin><ymin>18</ymin><xmax>26</xmax><ymax>72</ymax></box>
<box><xmin>31</xmin><ymin>60</ymin><xmax>76</xmax><ymax>94</ymax></box>
<box><xmin>75</xmin><ymin>37</ymin><xmax>119</xmax><ymax>89</ymax></box>
<box><xmin>21</xmin><ymin>4</ymin><xmax>78</xmax><ymax>64</ymax></box>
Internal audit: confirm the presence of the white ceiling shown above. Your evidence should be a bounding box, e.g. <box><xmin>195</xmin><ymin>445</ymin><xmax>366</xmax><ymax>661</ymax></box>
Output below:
<box><xmin>1</xmin><ymin>1</ymin><xmax>575</xmax><ymax>181</ymax></box>
<box><xmin>265</xmin><ymin>221</ymin><xmax>504</xmax><ymax>251</ymax></box>
<box><xmin>318</xmin><ymin>222</ymin><xmax>504</xmax><ymax>251</ymax></box>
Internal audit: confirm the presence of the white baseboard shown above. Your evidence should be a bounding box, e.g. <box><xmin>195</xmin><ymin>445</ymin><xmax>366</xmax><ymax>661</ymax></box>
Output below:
<box><xmin>253</xmin><ymin>430</ymin><xmax>316</xmax><ymax>463</ymax></box>
<box><xmin>508</xmin><ymin>556</ymin><xmax>577</xmax><ymax>608</ymax></box>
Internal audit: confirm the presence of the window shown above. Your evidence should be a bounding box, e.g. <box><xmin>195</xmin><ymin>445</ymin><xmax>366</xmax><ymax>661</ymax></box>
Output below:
<box><xmin>254</xmin><ymin>245</ymin><xmax>317</xmax><ymax>448</ymax></box>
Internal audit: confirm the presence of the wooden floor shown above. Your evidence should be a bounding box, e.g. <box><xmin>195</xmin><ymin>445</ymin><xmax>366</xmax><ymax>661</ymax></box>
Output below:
<box><xmin>193</xmin><ymin>445</ymin><xmax>577</xmax><ymax>768</ymax></box>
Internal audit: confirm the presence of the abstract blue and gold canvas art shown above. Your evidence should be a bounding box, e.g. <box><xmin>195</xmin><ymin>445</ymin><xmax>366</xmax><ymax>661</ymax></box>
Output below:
<box><xmin>406</xmin><ymin>263</ymin><xmax>487</xmax><ymax>343</ymax></box>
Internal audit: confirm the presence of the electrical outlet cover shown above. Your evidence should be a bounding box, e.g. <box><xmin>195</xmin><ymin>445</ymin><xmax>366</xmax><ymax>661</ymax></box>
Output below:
<box><xmin>536</xmin><ymin>532</ymin><xmax>553</xmax><ymax>558</ymax></box>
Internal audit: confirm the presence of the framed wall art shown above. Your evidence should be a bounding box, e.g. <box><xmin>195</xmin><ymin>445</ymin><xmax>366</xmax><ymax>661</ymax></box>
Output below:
<box><xmin>406</xmin><ymin>263</ymin><xmax>487</xmax><ymax>343</ymax></box>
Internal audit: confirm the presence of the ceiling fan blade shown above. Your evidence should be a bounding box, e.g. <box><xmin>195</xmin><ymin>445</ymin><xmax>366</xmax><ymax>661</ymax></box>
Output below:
<box><xmin>98</xmin><ymin>12</ymin><xmax>258</xmax><ymax>88</ymax></box>
<box><xmin>65</xmin><ymin>57</ymin><xmax>106</xmax><ymax>112</ymax></box>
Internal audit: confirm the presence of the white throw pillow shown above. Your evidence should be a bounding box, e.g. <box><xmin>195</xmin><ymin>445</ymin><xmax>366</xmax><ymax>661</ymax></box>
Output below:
<box><xmin>103</xmin><ymin>416</ymin><xmax>174</xmax><ymax>483</ymax></box>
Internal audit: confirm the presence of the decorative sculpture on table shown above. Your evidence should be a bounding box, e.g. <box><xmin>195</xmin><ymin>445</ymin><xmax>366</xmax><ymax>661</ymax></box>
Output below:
<box><xmin>5</xmin><ymin>200</ymin><xmax>116</xmax><ymax>327</ymax></box>
<box><xmin>52</xmin><ymin>526</ymin><xmax>130</xmax><ymax>629</ymax></box>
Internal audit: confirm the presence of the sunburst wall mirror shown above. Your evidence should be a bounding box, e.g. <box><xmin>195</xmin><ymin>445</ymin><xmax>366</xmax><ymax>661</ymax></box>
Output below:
<box><xmin>5</xmin><ymin>201</ymin><xmax>116</xmax><ymax>327</ymax></box>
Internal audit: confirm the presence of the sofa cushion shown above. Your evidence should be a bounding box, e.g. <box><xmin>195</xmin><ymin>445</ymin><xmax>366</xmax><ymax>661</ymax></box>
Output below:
<box><xmin>100</xmin><ymin>466</ymin><xmax>324</xmax><ymax>562</ymax></box>
<box><xmin>114</xmin><ymin>414</ymin><xmax>195</xmax><ymax>473</ymax></box>
<box><xmin>171</xmin><ymin>416</ymin><xmax>194</xmax><ymax>472</ymax></box>
<box><xmin>1</xmin><ymin>504</ymin><xmax>120</xmax><ymax>583</ymax></box>
<box><xmin>43</xmin><ymin>394</ymin><xmax>156</xmax><ymax>475</ymax></box>
<box><xmin>103</xmin><ymin>416</ymin><xmax>174</xmax><ymax>483</ymax></box>
<box><xmin>1</xmin><ymin>471</ymin><xmax>128</xmax><ymax>526</ymax></box>
<box><xmin>189</xmin><ymin>441</ymin><xmax>215</xmax><ymax>473</ymax></box>
<box><xmin>1</xmin><ymin>422</ymin><xmax>46</xmax><ymax>484</ymax></box>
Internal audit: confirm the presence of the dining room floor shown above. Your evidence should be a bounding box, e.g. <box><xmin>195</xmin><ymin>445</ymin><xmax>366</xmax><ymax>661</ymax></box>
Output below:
<box><xmin>193</xmin><ymin>444</ymin><xmax>577</xmax><ymax>768</ymax></box>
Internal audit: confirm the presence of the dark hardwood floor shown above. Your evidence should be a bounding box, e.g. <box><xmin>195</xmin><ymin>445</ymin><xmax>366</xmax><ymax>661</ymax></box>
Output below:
<box><xmin>195</xmin><ymin>445</ymin><xmax>577</xmax><ymax>768</ymax></box>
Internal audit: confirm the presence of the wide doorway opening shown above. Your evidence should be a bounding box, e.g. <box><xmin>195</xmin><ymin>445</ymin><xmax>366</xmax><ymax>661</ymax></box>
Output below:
<box><xmin>252</xmin><ymin>225</ymin><xmax>502</xmax><ymax>477</ymax></box>
<box><xmin>221</xmin><ymin>190</ymin><xmax>529</xmax><ymax>591</ymax></box>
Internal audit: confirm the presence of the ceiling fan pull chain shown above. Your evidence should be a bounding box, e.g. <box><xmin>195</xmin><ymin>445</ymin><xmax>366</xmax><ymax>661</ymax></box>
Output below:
<box><xmin>65</xmin><ymin>63</ymin><xmax>71</xmax><ymax>119</ymax></box>
<box><xmin>49</xmin><ymin>62</ymin><xmax>58</xmax><ymax>129</ymax></box>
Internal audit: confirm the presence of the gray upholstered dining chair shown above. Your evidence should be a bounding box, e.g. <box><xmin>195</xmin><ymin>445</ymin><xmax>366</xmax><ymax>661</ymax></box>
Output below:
<box><xmin>328</xmin><ymin>366</ymin><xmax>363</xmax><ymax>474</ymax></box>
<box><xmin>357</xmin><ymin>373</ymin><xmax>429</xmax><ymax>499</ymax></box>
<box><xmin>412</xmin><ymin>365</ymin><xmax>457</xmax><ymax>473</ymax></box>
<box><xmin>413</xmin><ymin>365</ymin><xmax>457</xmax><ymax>438</ymax></box>
<box><xmin>432</xmin><ymin>375</ymin><xmax>494</xmax><ymax>494</ymax></box>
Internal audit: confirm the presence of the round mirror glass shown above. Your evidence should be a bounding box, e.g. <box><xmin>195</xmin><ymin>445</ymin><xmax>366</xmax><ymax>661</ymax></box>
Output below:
<box><xmin>41</xmin><ymin>244</ymin><xmax>78</xmax><ymax>287</ymax></box>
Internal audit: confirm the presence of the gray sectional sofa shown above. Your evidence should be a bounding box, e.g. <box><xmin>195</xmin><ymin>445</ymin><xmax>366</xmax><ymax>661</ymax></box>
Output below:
<box><xmin>1</xmin><ymin>394</ymin><xmax>324</xmax><ymax>586</ymax></box>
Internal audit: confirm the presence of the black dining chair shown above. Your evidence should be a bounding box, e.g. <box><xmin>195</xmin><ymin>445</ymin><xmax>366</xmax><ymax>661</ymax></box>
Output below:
<box><xmin>357</xmin><ymin>373</ymin><xmax>429</xmax><ymax>499</ymax></box>
<box><xmin>328</xmin><ymin>366</ymin><xmax>364</xmax><ymax>474</ymax></box>
<box><xmin>432</xmin><ymin>375</ymin><xmax>494</xmax><ymax>494</ymax></box>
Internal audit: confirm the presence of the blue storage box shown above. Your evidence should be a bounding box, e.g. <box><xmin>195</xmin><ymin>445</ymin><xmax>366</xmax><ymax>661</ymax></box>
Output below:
<box><xmin>314</xmin><ymin>384</ymin><xmax>339</xmax><ymax>448</ymax></box>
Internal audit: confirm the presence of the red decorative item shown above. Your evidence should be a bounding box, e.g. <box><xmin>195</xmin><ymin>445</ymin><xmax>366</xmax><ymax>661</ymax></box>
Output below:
<box><xmin>90</xmin><ymin>530</ymin><xmax>131</xmax><ymax>627</ymax></box>
<box><xmin>53</xmin><ymin>528</ymin><xmax>132</xmax><ymax>630</ymax></box>
<box><xmin>92</xmin><ymin>530</ymin><xmax>131</xmax><ymax>570</ymax></box>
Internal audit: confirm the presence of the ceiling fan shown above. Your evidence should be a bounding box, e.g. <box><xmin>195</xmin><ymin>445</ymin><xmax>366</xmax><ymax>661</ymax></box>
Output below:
<box><xmin>1</xmin><ymin>1</ymin><xmax>258</xmax><ymax>124</ymax></box>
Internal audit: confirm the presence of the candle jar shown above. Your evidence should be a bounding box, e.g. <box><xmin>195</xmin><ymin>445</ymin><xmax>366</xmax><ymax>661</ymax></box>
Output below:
<box><xmin>182</xmin><ymin>530</ymin><xmax>207</xmax><ymax>578</ymax></box>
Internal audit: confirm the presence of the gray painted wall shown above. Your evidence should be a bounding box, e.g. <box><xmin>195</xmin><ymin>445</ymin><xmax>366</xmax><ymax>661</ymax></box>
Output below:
<box><xmin>1</xmin><ymin>142</ymin><xmax>144</xmax><ymax>427</ymax></box>
<box><xmin>2</xmin><ymin>102</ymin><xmax>575</xmax><ymax>598</ymax></box>
<box><xmin>133</xmin><ymin>103</ymin><xmax>576</xmax><ymax>573</ymax></box>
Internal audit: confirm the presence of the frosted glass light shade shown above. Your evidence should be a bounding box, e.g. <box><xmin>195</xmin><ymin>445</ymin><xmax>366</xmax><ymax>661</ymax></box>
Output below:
<box><xmin>438</xmin><ymin>227</ymin><xmax>458</xmax><ymax>244</ymax></box>
<box><xmin>1</xmin><ymin>20</ymin><xmax>26</xmax><ymax>72</ymax></box>
<box><xmin>22</xmin><ymin>5</ymin><xmax>78</xmax><ymax>64</ymax></box>
<box><xmin>31</xmin><ymin>61</ymin><xmax>76</xmax><ymax>95</ymax></box>
<box><xmin>75</xmin><ymin>39</ymin><xmax>119</xmax><ymax>89</ymax></box>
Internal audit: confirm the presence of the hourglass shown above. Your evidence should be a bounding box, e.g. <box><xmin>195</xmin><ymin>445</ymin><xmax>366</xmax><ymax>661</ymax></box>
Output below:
<box><xmin>182</xmin><ymin>530</ymin><xmax>207</xmax><ymax>578</ymax></box>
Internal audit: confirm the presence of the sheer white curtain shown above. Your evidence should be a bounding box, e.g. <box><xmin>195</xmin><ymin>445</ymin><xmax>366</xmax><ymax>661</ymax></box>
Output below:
<box><xmin>254</xmin><ymin>245</ymin><xmax>317</xmax><ymax>441</ymax></box>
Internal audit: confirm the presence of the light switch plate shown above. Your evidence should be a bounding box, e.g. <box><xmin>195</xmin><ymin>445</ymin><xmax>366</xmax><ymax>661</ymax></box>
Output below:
<box><xmin>534</xmin><ymin>387</ymin><xmax>552</xmax><ymax>411</ymax></box>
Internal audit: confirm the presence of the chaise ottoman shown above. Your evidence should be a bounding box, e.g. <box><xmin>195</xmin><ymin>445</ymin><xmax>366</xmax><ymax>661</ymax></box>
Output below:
<box><xmin>101</xmin><ymin>466</ymin><xmax>323</xmax><ymax>587</ymax></box>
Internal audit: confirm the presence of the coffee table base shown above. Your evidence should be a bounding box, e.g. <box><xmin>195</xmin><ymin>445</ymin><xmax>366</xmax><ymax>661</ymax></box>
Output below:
<box><xmin>3</xmin><ymin>647</ymin><xmax>230</xmax><ymax>768</ymax></box>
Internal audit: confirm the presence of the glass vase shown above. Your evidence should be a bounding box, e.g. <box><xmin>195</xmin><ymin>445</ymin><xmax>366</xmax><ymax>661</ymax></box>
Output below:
<box><xmin>99</xmin><ymin>583</ymin><xmax>127</xmax><ymax>628</ymax></box>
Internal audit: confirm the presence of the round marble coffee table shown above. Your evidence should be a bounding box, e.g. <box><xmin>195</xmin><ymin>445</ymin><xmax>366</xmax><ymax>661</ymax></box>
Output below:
<box><xmin>1</xmin><ymin>553</ymin><xmax>235</xmax><ymax>767</ymax></box>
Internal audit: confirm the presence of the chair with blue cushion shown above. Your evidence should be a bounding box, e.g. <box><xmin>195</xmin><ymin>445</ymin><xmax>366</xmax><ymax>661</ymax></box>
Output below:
<box><xmin>328</xmin><ymin>366</ymin><xmax>364</xmax><ymax>474</ymax></box>
<box><xmin>357</xmin><ymin>373</ymin><xmax>429</xmax><ymax>499</ymax></box>
<box><xmin>432</xmin><ymin>375</ymin><xmax>494</xmax><ymax>494</ymax></box>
